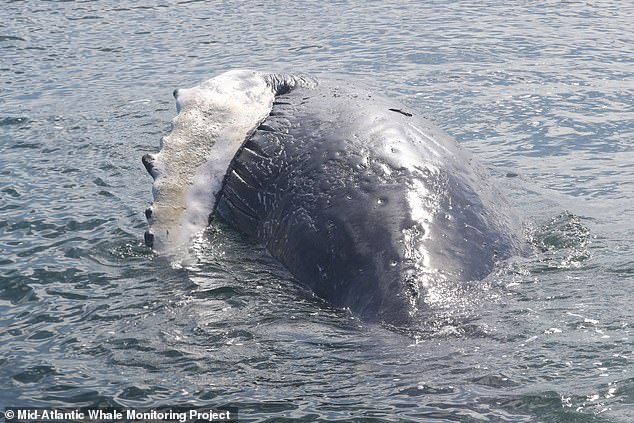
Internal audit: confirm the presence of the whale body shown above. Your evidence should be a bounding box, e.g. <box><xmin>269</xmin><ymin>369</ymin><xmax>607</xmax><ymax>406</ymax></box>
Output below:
<box><xmin>142</xmin><ymin>70</ymin><xmax>526</xmax><ymax>324</ymax></box>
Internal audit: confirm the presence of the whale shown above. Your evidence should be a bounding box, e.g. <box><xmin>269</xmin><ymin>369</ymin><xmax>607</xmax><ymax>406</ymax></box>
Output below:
<box><xmin>142</xmin><ymin>70</ymin><xmax>526</xmax><ymax>325</ymax></box>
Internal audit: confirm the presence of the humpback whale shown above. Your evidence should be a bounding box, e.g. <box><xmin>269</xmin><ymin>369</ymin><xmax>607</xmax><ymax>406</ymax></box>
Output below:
<box><xmin>142</xmin><ymin>70</ymin><xmax>526</xmax><ymax>324</ymax></box>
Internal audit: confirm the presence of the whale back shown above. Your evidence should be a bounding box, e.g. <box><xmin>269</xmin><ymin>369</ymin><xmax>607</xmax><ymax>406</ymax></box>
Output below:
<box><xmin>215</xmin><ymin>79</ymin><xmax>526</xmax><ymax>323</ymax></box>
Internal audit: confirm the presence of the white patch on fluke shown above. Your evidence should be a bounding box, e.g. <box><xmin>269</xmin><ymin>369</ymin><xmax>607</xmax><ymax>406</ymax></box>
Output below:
<box><xmin>146</xmin><ymin>70</ymin><xmax>297</xmax><ymax>254</ymax></box>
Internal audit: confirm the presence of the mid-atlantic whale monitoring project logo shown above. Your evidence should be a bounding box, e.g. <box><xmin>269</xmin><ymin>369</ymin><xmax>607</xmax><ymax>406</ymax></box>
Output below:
<box><xmin>2</xmin><ymin>408</ymin><xmax>238</xmax><ymax>423</ymax></box>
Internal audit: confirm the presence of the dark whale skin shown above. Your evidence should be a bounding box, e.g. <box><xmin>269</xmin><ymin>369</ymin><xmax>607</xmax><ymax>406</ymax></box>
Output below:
<box><xmin>214</xmin><ymin>80</ymin><xmax>526</xmax><ymax>325</ymax></box>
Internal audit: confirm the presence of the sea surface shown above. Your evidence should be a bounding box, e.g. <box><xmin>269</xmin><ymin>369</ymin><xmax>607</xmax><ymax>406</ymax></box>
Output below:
<box><xmin>1</xmin><ymin>1</ymin><xmax>633</xmax><ymax>421</ymax></box>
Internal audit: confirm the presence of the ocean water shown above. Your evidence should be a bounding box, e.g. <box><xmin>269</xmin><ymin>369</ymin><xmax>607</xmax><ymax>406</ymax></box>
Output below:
<box><xmin>1</xmin><ymin>1</ymin><xmax>633</xmax><ymax>421</ymax></box>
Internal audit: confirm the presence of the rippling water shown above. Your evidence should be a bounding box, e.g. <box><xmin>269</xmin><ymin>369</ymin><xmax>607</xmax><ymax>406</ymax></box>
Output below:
<box><xmin>1</xmin><ymin>1</ymin><xmax>633</xmax><ymax>421</ymax></box>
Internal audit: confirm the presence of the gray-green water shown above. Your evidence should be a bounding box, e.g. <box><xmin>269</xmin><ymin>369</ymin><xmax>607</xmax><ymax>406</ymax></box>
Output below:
<box><xmin>1</xmin><ymin>1</ymin><xmax>633</xmax><ymax>421</ymax></box>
